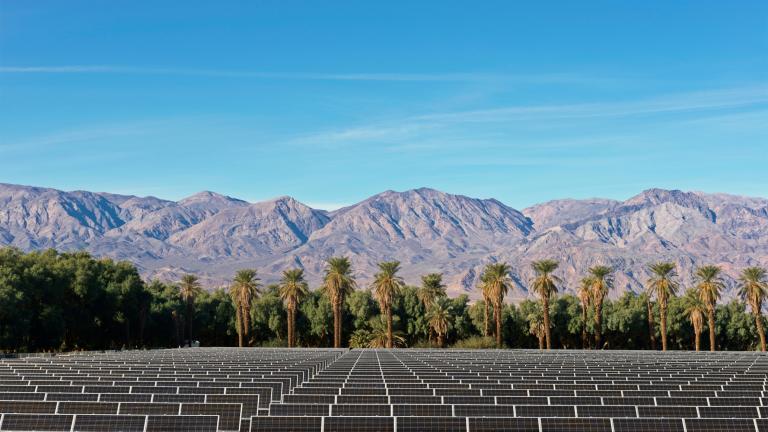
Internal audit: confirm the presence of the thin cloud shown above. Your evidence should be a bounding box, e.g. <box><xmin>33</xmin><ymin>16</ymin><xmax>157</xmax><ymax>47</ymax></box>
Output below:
<box><xmin>283</xmin><ymin>85</ymin><xmax>768</xmax><ymax>150</ymax></box>
<box><xmin>0</xmin><ymin>65</ymin><xmax>607</xmax><ymax>84</ymax></box>
<box><xmin>416</xmin><ymin>86</ymin><xmax>768</xmax><ymax>123</ymax></box>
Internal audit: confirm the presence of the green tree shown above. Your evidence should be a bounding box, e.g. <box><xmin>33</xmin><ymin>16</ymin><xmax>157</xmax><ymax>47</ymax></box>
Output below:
<box><xmin>367</xmin><ymin>316</ymin><xmax>406</xmax><ymax>348</ymax></box>
<box><xmin>588</xmin><ymin>265</ymin><xmax>613</xmax><ymax>349</ymax></box>
<box><xmin>526</xmin><ymin>303</ymin><xmax>546</xmax><ymax>350</ymax></box>
<box><xmin>480</xmin><ymin>263</ymin><xmax>512</xmax><ymax>347</ymax></box>
<box><xmin>695</xmin><ymin>265</ymin><xmax>724</xmax><ymax>351</ymax></box>
<box><xmin>427</xmin><ymin>298</ymin><xmax>452</xmax><ymax>347</ymax></box>
<box><xmin>646</xmin><ymin>262</ymin><xmax>679</xmax><ymax>351</ymax></box>
<box><xmin>531</xmin><ymin>259</ymin><xmax>560</xmax><ymax>349</ymax></box>
<box><xmin>278</xmin><ymin>268</ymin><xmax>309</xmax><ymax>348</ymax></box>
<box><xmin>179</xmin><ymin>274</ymin><xmax>202</xmax><ymax>347</ymax></box>
<box><xmin>371</xmin><ymin>261</ymin><xmax>404</xmax><ymax>348</ymax></box>
<box><xmin>322</xmin><ymin>257</ymin><xmax>356</xmax><ymax>348</ymax></box>
<box><xmin>739</xmin><ymin>267</ymin><xmax>768</xmax><ymax>351</ymax></box>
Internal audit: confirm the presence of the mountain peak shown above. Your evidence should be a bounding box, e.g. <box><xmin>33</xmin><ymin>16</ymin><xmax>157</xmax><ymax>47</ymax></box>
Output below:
<box><xmin>178</xmin><ymin>191</ymin><xmax>246</xmax><ymax>205</ymax></box>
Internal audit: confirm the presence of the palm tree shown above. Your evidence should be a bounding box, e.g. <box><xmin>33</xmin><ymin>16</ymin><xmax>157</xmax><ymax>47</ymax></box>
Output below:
<box><xmin>577</xmin><ymin>277</ymin><xmax>593</xmax><ymax>349</ymax></box>
<box><xmin>322</xmin><ymin>256</ymin><xmax>356</xmax><ymax>348</ymax></box>
<box><xmin>683</xmin><ymin>289</ymin><xmax>706</xmax><ymax>351</ymax></box>
<box><xmin>646</xmin><ymin>262</ymin><xmax>679</xmax><ymax>351</ymax></box>
<box><xmin>531</xmin><ymin>259</ymin><xmax>560</xmax><ymax>349</ymax></box>
<box><xmin>477</xmin><ymin>275</ymin><xmax>492</xmax><ymax>338</ymax></box>
<box><xmin>481</xmin><ymin>263</ymin><xmax>512</xmax><ymax>347</ymax></box>
<box><xmin>371</xmin><ymin>261</ymin><xmax>404</xmax><ymax>348</ymax></box>
<box><xmin>417</xmin><ymin>273</ymin><xmax>446</xmax><ymax>309</ymax></box>
<box><xmin>427</xmin><ymin>298</ymin><xmax>452</xmax><ymax>348</ymax></box>
<box><xmin>588</xmin><ymin>265</ymin><xmax>613</xmax><ymax>349</ymax></box>
<box><xmin>739</xmin><ymin>267</ymin><xmax>768</xmax><ymax>351</ymax></box>
<box><xmin>695</xmin><ymin>265</ymin><xmax>724</xmax><ymax>351</ymax></box>
<box><xmin>229</xmin><ymin>269</ymin><xmax>261</xmax><ymax>347</ymax></box>
<box><xmin>279</xmin><ymin>268</ymin><xmax>309</xmax><ymax>348</ymax></box>
<box><xmin>178</xmin><ymin>274</ymin><xmax>202</xmax><ymax>347</ymax></box>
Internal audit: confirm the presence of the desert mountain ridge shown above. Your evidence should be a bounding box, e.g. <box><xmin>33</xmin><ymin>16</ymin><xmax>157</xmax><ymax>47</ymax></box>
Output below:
<box><xmin>1</xmin><ymin>182</ymin><xmax>766</xmax><ymax>301</ymax></box>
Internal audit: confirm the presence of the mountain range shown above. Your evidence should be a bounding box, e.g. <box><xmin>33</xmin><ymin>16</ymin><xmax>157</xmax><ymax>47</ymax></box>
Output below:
<box><xmin>1</xmin><ymin>182</ymin><xmax>767</xmax><ymax>301</ymax></box>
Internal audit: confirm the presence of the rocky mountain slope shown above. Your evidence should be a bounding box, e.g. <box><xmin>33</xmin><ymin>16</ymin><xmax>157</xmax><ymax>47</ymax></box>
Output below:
<box><xmin>1</xmin><ymin>183</ymin><xmax>766</xmax><ymax>301</ymax></box>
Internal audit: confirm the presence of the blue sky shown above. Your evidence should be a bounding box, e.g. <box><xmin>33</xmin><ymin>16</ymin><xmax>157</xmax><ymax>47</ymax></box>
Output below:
<box><xmin>1</xmin><ymin>1</ymin><xmax>766</xmax><ymax>209</ymax></box>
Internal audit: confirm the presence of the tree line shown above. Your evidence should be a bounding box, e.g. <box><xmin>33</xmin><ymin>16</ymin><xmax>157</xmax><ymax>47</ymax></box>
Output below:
<box><xmin>1</xmin><ymin>247</ymin><xmax>767</xmax><ymax>352</ymax></box>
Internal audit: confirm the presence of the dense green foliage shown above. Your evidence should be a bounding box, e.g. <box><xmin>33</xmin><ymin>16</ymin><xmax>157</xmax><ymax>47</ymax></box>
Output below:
<box><xmin>0</xmin><ymin>248</ymin><xmax>765</xmax><ymax>352</ymax></box>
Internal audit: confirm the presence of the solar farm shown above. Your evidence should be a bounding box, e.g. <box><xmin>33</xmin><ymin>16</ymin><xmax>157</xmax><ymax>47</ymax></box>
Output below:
<box><xmin>1</xmin><ymin>349</ymin><xmax>767</xmax><ymax>431</ymax></box>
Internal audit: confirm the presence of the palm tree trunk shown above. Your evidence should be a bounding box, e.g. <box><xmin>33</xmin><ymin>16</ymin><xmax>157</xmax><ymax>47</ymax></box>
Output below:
<box><xmin>594</xmin><ymin>300</ymin><xmax>603</xmax><ymax>349</ymax></box>
<box><xmin>495</xmin><ymin>305</ymin><xmax>502</xmax><ymax>348</ymax></box>
<box><xmin>238</xmin><ymin>307</ymin><xmax>245</xmax><ymax>348</ymax></box>
<box><xmin>581</xmin><ymin>306</ymin><xmax>588</xmax><ymax>349</ymax></box>
<box><xmin>694</xmin><ymin>328</ymin><xmax>701</xmax><ymax>351</ymax></box>
<box><xmin>647</xmin><ymin>300</ymin><xmax>656</xmax><ymax>350</ymax></box>
<box><xmin>186</xmin><ymin>298</ymin><xmax>193</xmax><ymax>347</ymax></box>
<box><xmin>288</xmin><ymin>308</ymin><xmax>294</xmax><ymax>348</ymax></box>
<box><xmin>483</xmin><ymin>301</ymin><xmax>490</xmax><ymax>337</ymax></box>
<box><xmin>543</xmin><ymin>297</ymin><xmax>552</xmax><ymax>350</ymax></box>
<box><xmin>708</xmin><ymin>306</ymin><xmax>716</xmax><ymax>352</ymax></box>
<box><xmin>386</xmin><ymin>309</ymin><xmax>393</xmax><ymax>349</ymax></box>
<box><xmin>333</xmin><ymin>301</ymin><xmax>341</xmax><ymax>348</ymax></box>
<box><xmin>538</xmin><ymin>334</ymin><xmax>545</xmax><ymax>350</ymax></box>
<box><xmin>754</xmin><ymin>309</ymin><xmax>766</xmax><ymax>352</ymax></box>
<box><xmin>660</xmin><ymin>301</ymin><xmax>668</xmax><ymax>351</ymax></box>
<box><xmin>437</xmin><ymin>333</ymin><xmax>444</xmax><ymax>348</ymax></box>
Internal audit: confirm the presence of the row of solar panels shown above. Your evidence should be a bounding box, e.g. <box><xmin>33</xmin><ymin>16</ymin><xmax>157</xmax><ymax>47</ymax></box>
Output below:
<box><xmin>2</xmin><ymin>348</ymin><xmax>768</xmax><ymax>431</ymax></box>
<box><xmin>1</xmin><ymin>414</ymin><xmax>767</xmax><ymax>432</ymax></box>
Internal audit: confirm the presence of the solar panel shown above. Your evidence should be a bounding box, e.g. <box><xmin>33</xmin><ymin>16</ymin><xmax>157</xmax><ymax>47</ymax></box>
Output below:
<box><xmin>71</xmin><ymin>414</ymin><xmax>146</xmax><ymax>432</ymax></box>
<box><xmin>323</xmin><ymin>416</ymin><xmax>394</xmax><ymax>432</ymax></box>
<box><xmin>145</xmin><ymin>415</ymin><xmax>219</xmax><ymax>432</ymax></box>
<box><xmin>468</xmin><ymin>417</ymin><xmax>539</xmax><ymax>432</ymax></box>
<box><xmin>396</xmin><ymin>417</ymin><xmax>466</xmax><ymax>432</ymax></box>
<box><xmin>0</xmin><ymin>414</ymin><xmax>74</xmax><ymax>431</ymax></box>
<box><xmin>685</xmin><ymin>418</ymin><xmax>758</xmax><ymax>432</ymax></box>
<box><xmin>612</xmin><ymin>418</ymin><xmax>685</xmax><ymax>432</ymax></box>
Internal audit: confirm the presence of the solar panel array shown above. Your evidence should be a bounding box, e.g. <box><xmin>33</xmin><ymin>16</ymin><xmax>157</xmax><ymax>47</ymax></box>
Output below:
<box><xmin>1</xmin><ymin>349</ymin><xmax>767</xmax><ymax>431</ymax></box>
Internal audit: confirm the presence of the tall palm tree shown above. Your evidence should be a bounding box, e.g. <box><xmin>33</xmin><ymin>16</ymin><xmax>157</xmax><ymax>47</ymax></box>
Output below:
<box><xmin>646</xmin><ymin>262</ymin><xmax>679</xmax><ymax>351</ymax></box>
<box><xmin>531</xmin><ymin>259</ymin><xmax>560</xmax><ymax>349</ymax></box>
<box><xmin>683</xmin><ymin>289</ymin><xmax>705</xmax><ymax>351</ymax></box>
<box><xmin>322</xmin><ymin>256</ymin><xmax>356</xmax><ymax>348</ymax></box>
<box><xmin>417</xmin><ymin>273</ymin><xmax>446</xmax><ymax>309</ymax></box>
<box><xmin>371</xmin><ymin>261</ymin><xmax>404</xmax><ymax>348</ymax></box>
<box><xmin>427</xmin><ymin>298</ymin><xmax>452</xmax><ymax>348</ymax></box>
<box><xmin>695</xmin><ymin>265</ymin><xmax>724</xmax><ymax>352</ymax></box>
<box><xmin>588</xmin><ymin>265</ymin><xmax>613</xmax><ymax>349</ymax></box>
<box><xmin>178</xmin><ymin>274</ymin><xmax>202</xmax><ymax>347</ymax></box>
<box><xmin>481</xmin><ymin>263</ymin><xmax>512</xmax><ymax>347</ymax></box>
<box><xmin>229</xmin><ymin>269</ymin><xmax>261</xmax><ymax>347</ymax></box>
<box><xmin>279</xmin><ymin>268</ymin><xmax>309</xmax><ymax>348</ymax></box>
<box><xmin>577</xmin><ymin>277</ymin><xmax>593</xmax><ymax>349</ymax></box>
<box><xmin>739</xmin><ymin>267</ymin><xmax>768</xmax><ymax>352</ymax></box>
